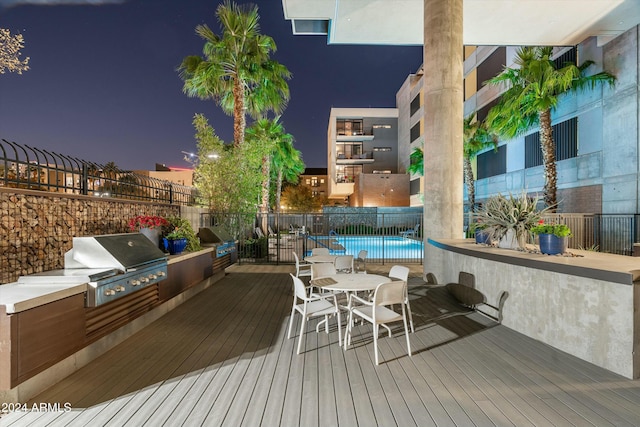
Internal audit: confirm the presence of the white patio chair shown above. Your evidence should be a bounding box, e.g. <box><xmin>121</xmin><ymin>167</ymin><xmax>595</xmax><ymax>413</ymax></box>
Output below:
<box><xmin>389</xmin><ymin>265</ymin><xmax>413</xmax><ymax>333</ymax></box>
<box><xmin>311</xmin><ymin>247</ymin><xmax>330</xmax><ymax>256</ymax></box>
<box><xmin>311</xmin><ymin>262</ymin><xmax>337</xmax><ymax>280</ymax></box>
<box><xmin>345</xmin><ymin>280</ymin><xmax>411</xmax><ymax>365</ymax></box>
<box><xmin>293</xmin><ymin>251</ymin><xmax>311</xmax><ymax>279</ymax></box>
<box><xmin>287</xmin><ymin>274</ymin><xmax>342</xmax><ymax>354</ymax></box>
<box><xmin>355</xmin><ymin>250</ymin><xmax>368</xmax><ymax>274</ymax></box>
<box><xmin>334</xmin><ymin>255</ymin><xmax>354</xmax><ymax>274</ymax></box>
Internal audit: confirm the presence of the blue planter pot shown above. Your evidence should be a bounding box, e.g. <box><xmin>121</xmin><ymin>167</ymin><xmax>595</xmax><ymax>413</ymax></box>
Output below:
<box><xmin>165</xmin><ymin>238</ymin><xmax>188</xmax><ymax>255</ymax></box>
<box><xmin>538</xmin><ymin>233</ymin><xmax>568</xmax><ymax>255</ymax></box>
<box><xmin>475</xmin><ymin>229</ymin><xmax>491</xmax><ymax>245</ymax></box>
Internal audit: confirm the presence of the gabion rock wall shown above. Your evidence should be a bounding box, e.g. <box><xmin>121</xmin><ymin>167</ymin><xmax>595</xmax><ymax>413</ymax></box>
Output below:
<box><xmin>0</xmin><ymin>189</ymin><xmax>178</xmax><ymax>284</ymax></box>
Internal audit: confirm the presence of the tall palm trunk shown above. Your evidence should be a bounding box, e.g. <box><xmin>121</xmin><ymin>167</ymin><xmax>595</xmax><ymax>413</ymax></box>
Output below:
<box><xmin>538</xmin><ymin>109</ymin><xmax>557</xmax><ymax>209</ymax></box>
<box><xmin>260</xmin><ymin>155</ymin><xmax>271</xmax><ymax>234</ymax></box>
<box><xmin>463</xmin><ymin>156</ymin><xmax>475</xmax><ymax>212</ymax></box>
<box><xmin>233</xmin><ymin>76</ymin><xmax>245</xmax><ymax>147</ymax></box>
<box><xmin>275</xmin><ymin>169</ymin><xmax>283</xmax><ymax>212</ymax></box>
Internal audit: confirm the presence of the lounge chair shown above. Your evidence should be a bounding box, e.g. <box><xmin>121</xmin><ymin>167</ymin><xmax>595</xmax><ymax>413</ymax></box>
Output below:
<box><xmin>400</xmin><ymin>224</ymin><xmax>420</xmax><ymax>238</ymax></box>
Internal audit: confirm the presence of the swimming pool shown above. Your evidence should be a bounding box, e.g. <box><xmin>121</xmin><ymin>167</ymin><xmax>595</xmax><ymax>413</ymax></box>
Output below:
<box><xmin>309</xmin><ymin>235</ymin><xmax>424</xmax><ymax>260</ymax></box>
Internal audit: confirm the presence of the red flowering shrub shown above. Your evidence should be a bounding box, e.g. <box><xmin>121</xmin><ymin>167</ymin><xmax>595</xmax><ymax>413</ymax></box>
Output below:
<box><xmin>128</xmin><ymin>215</ymin><xmax>169</xmax><ymax>231</ymax></box>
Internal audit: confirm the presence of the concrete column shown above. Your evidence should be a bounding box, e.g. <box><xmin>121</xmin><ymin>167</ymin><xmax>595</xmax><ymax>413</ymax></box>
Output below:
<box><xmin>423</xmin><ymin>0</ymin><xmax>464</xmax><ymax>278</ymax></box>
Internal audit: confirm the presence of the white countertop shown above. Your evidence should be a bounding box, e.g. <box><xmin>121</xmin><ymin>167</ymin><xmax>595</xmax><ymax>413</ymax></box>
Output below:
<box><xmin>0</xmin><ymin>281</ymin><xmax>87</xmax><ymax>314</ymax></box>
<box><xmin>0</xmin><ymin>248</ymin><xmax>216</xmax><ymax>314</ymax></box>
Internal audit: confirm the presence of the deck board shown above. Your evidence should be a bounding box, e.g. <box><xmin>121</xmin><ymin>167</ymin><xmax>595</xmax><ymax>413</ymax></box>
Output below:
<box><xmin>2</xmin><ymin>265</ymin><xmax>640</xmax><ymax>427</ymax></box>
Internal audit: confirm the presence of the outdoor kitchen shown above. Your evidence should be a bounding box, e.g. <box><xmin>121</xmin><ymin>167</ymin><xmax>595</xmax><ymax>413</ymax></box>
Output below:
<box><xmin>0</xmin><ymin>226</ymin><xmax>235</xmax><ymax>403</ymax></box>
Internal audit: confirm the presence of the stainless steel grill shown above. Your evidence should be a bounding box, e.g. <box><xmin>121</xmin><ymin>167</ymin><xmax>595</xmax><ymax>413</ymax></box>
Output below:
<box><xmin>199</xmin><ymin>226</ymin><xmax>237</xmax><ymax>258</ymax></box>
<box><xmin>18</xmin><ymin>233</ymin><xmax>168</xmax><ymax>307</ymax></box>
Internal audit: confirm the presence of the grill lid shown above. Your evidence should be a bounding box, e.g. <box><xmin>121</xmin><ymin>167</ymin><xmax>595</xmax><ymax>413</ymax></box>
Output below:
<box><xmin>65</xmin><ymin>233</ymin><xmax>167</xmax><ymax>271</ymax></box>
<box><xmin>199</xmin><ymin>226</ymin><xmax>234</xmax><ymax>243</ymax></box>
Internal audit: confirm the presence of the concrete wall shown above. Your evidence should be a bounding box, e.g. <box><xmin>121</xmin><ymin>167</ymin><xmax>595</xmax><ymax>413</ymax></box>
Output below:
<box><xmin>352</xmin><ymin>173</ymin><xmax>410</xmax><ymax>207</ymax></box>
<box><xmin>427</xmin><ymin>241</ymin><xmax>638</xmax><ymax>379</ymax></box>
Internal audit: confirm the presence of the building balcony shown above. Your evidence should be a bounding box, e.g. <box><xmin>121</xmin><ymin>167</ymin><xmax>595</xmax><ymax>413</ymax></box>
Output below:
<box><xmin>336</xmin><ymin>133</ymin><xmax>375</xmax><ymax>142</ymax></box>
<box><xmin>335</xmin><ymin>152</ymin><xmax>374</xmax><ymax>165</ymax></box>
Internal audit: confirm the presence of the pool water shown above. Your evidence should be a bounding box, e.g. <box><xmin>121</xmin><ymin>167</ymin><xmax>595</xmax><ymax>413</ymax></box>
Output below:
<box><xmin>310</xmin><ymin>235</ymin><xmax>424</xmax><ymax>260</ymax></box>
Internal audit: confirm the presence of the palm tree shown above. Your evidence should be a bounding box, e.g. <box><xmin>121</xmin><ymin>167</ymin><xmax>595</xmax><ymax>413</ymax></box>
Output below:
<box><xmin>408</xmin><ymin>146</ymin><xmax>425</xmax><ymax>203</ymax></box>
<box><xmin>246</xmin><ymin>117</ymin><xmax>287</xmax><ymax>214</ymax></box>
<box><xmin>463</xmin><ymin>113</ymin><xmax>497</xmax><ymax>213</ymax></box>
<box><xmin>178</xmin><ymin>1</ymin><xmax>291</xmax><ymax>147</ymax></box>
<box><xmin>271</xmin><ymin>138</ymin><xmax>305</xmax><ymax>212</ymax></box>
<box><xmin>487</xmin><ymin>46</ymin><xmax>615</xmax><ymax>208</ymax></box>
<box><xmin>407</xmin><ymin>146</ymin><xmax>423</xmax><ymax>177</ymax></box>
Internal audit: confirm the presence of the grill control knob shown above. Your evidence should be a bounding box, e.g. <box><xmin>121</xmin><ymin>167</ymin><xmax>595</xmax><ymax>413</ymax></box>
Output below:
<box><xmin>157</xmin><ymin>271</ymin><xmax>166</xmax><ymax>277</ymax></box>
<box><xmin>114</xmin><ymin>285</ymin><xmax>125</xmax><ymax>292</ymax></box>
<box><xmin>148</xmin><ymin>274</ymin><xmax>157</xmax><ymax>280</ymax></box>
<box><xmin>104</xmin><ymin>289</ymin><xmax>116</xmax><ymax>296</ymax></box>
<box><xmin>140</xmin><ymin>277</ymin><xmax>149</xmax><ymax>284</ymax></box>
<box><xmin>131</xmin><ymin>280</ymin><xmax>140</xmax><ymax>286</ymax></box>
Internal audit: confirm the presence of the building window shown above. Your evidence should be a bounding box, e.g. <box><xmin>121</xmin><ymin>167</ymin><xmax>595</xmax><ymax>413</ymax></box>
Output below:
<box><xmin>373</xmin><ymin>147</ymin><xmax>392</xmax><ymax>152</ymax></box>
<box><xmin>410</xmin><ymin>94</ymin><xmax>420</xmax><ymax>116</ymax></box>
<box><xmin>311</xmin><ymin>177</ymin><xmax>318</xmax><ymax>187</ymax></box>
<box><xmin>554</xmin><ymin>47</ymin><xmax>577</xmax><ymax>68</ymax></box>
<box><xmin>476</xmin><ymin>97</ymin><xmax>500</xmax><ymax>122</ymax></box>
<box><xmin>373</xmin><ymin>124</ymin><xmax>392</xmax><ymax>129</ymax></box>
<box><xmin>410</xmin><ymin>178</ymin><xmax>421</xmax><ymax>195</ymax></box>
<box><xmin>410</xmin><ymin>123</ymin><xmax>421</xmax><ymax>142</ymax></box>
<box><xmin>476</xmin><ymin>47</ymin><xmax>506</xmax><ymax>92</ymax></box>
<box><xmin>525</xmin><ymin>117</ymin><xmax>578</xmax><ymax>168</ymax></box>
<box><xmin>320</xmin><ymin>178</ymin><xmax>325</xmax><ymax>184</ymax></box>
<box><xmin>305</xmin><ymin>178</ymin><xmax>311</xmax><ymax>185</ymax></box>
<box><xmin>337</xmin><ymin>142</ymin><xmax>363</xmax><ymax>159</ymax></box>
<box><xmin>373</xmin><ymin>170</ymin><xmax>392</xmax><ymax>174</ymax></box>
<box><xmin>337</xmin><ymin>119</ymin><xmax>363</xmax><ymax>136</ymax></box>
<box><xmin>336</xmin><ymin>165</ymin><xmax>362</xmax><ymax>183</ymax></box>
<box><xmin>477</xmin><ymin>145</ymin><xmax>506</xmax><ymax>179</ymax></box>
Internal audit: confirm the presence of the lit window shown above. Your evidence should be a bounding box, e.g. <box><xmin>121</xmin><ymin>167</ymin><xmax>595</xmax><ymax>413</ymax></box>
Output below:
<box><xmin>373</xmin><ymin>124</ymin><xmax>392</xmax><ymax>129</ymax></box>
<box><xmin>373</xmin><ymin>147</ymin><xmax>391</xmax><ymax>152</ymax></box>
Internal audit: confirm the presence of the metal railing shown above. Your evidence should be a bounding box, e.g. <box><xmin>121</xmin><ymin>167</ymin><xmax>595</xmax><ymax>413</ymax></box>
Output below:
<box><xmin>0</xmin><ymin>139</ymin><xmax>197</xmax><ymax>205</ymax></box>
<box><xmin>203</xmin><ymin>211</ymin><xmax>640</xmax><ymax>263</ymax></box>
<box><xmin>542</xmin><ymin>213</ymin><xmax>640</xmax><ymax>256</ymax></box>
<box><xmin>201</xmin><ymin>211</ymin><xmax>424</xmax><ymax>265</ymax></box>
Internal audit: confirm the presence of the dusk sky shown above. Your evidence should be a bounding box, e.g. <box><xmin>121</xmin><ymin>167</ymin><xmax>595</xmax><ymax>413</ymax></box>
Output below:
<box><xmin>0</xmin><ymin>0</ymin><xmax>422</xmax><ymax>171</ymax></box>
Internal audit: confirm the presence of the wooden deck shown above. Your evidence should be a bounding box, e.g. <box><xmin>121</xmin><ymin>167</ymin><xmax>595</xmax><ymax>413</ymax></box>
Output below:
<box><xmin>2</xmin><ymin>264</ymin><xmax>640</xmax><ymax>426</ymax></box>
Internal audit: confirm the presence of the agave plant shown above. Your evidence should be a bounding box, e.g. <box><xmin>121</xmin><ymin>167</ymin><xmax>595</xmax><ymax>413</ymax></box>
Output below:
<box><xmin>475</xmin><ymin>191</ymin><xmax>549</xmax><ymax>249</ymax></box>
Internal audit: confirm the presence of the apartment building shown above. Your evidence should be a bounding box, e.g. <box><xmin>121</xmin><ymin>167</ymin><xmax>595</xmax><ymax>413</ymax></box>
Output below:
<box><xmin>327</xmin><ymin>108</ymin><xmax>409</xmax><ymax>207</ymax></box>
<box><xmin>299</xmin><ymin>168</ymin><xmax>329</xmax><ymax>200</ymax></box>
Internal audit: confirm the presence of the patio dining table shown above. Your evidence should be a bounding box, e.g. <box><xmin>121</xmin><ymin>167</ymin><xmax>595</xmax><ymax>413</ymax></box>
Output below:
<box><xmin>310</xmin><ymin>273</ymin><xmax>392</xmax><ymax>340</ymax></box>
<box><xmin>304</xmin><ymin>255</ymin><xmax>338</xmax><ymax>264</ymax></box>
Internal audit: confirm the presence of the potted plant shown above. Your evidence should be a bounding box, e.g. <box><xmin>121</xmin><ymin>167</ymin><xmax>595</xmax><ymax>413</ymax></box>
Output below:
<box><xmin>162</xmin><ymin>216</ymin><xmax>201</xmax><ymax>255</ymax></box>
<box><xmin>128</xmin><ymin>215</ymin><xmax>168</xmax><ymax>248</ymax></box>
<box><xmin>468</xmin><ymin>221</ymin><xmax>491</xmax><ymax>244</ymax></box>
<box><xmin>531</xmin><ymin>221</ymin><xmax>571</xmax><ymax>255</ymax></box>
<box><xmin>474</xmin><ymin>191</ymin><xmax>548</xmax><ymax>250</ymax></box>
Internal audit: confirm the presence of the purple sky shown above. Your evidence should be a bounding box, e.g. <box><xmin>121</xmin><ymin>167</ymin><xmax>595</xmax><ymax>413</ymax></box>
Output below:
<box><xmin>0</xmin><ymin>0</ymin><xmax>422</xmax><ymax>170</ymax></box>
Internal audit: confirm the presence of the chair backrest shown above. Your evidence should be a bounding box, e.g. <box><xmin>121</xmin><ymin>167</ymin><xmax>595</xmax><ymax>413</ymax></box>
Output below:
<box><xmin>426</xmin><ymin>272</ymin><xmax>438</xmax><ymax>285</ymax></box>
<box><xmin>268</xmin><ymin>225</ymin><xmax>275</xmax><ymax>236</ymax></box>
<box><xmin>311</xmin><ymin>263</ymin><xmax>336</xmax><ymax>279</ymax></box>
<box><xmin>311</xmin><ymin>247</ymin><xmax>330</xmax><ymax>256</ymax></box>
<box><xmin>255</xmin><ymin>227</ymin><xmax>265</xmax><ymax>238</ymax></box>
<box><xmin>290</xmin><ymin>273</ymin><xmax>308</xmax><ymax>300</ymax></box>
<box><xmin>389</xmin><ymin>265</ymin><xmax>410</xmax><ymax>282</ymax></box>
<box><xmin>356</xmin><ymin>250</ymin><xmax>368</xmax><ymax>261</ymax></box>
<box><xmin>334</xmin><ymin>255</ymin><xmax>354</xmax><ymax>273</ymax></box>
<box><xmin>373</xmin><ymin>281</ymin><xmax>406</xmax><ymax>307</ymax></box>
<box><xmin>293</xmin><ymin>251</ymin><xmax>301</xmax><ymax>266</ymax></box>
